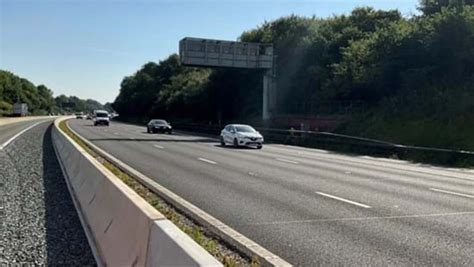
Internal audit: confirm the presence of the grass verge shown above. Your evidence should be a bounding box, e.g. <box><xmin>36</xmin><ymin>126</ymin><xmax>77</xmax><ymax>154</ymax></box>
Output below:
<box><xmin>58</xmin><ymin>120</ymin><xmax>259</xmax><ymax>267</ymax></box>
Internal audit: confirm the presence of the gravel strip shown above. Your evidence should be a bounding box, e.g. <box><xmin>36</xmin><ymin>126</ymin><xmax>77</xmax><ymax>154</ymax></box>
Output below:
<box><xmin>0</xmin><ymin>122</ymin><xmax>95</xmax><ymax>265</ymax></box>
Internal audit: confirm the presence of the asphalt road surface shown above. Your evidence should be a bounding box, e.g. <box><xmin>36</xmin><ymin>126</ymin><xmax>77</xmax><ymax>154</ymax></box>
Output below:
<box><xmin>69</xmin><ymin>119</ymin><xmax>474</xmax><ymax>266</ymax></box>
<box><xmin>0</xmin><ymin>118</ymin><xmax>53</xmax><ymax>149</ymax></box>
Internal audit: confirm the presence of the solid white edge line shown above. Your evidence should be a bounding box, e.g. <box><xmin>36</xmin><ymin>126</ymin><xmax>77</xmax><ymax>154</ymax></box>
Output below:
<box><xmin>198</xmin><ymin>157</ymin><xmax>217</xmax><ymax>165</ymax></box>
<box><xmin>429</xmin><ymin>188</ymin><xmax>474</xmax><ymax>199</ymax></box>
<box><xmin>153</xmin><ymin>144</ymin><xmax>164</xmax><ymax>149</ymax></box>
<box><xmin>316</xmin><ymin>191</ymin><xmax>372</xmax><ymax>209</ymax></box>
<box><xmin>275</xmin><ymin>158</ymin><xmax>299</xmax><ymax>164</ymax></box>
<box><xmin>0</xmin><ymin>120</ymin><xmax>48</xmax><ymax>150</ymax></box>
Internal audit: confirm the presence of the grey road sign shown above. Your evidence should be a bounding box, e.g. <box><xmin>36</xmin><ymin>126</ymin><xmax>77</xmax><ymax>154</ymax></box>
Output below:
<box><xmin>179</xmin><ymin>37</ymin><xmax>276</xmax><ymax>121</ymax></box>
<box><xmin>179</xmin><ymin>37</ymin><xmax>273</xmax><ymax>69</ymax></box>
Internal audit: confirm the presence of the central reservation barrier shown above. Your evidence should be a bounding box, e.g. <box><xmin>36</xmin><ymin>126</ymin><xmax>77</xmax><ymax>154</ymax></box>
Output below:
<box><xmin>51</xmin><ymin>117</ymin><xmax>221</xmax><ymax>266</ymax></box>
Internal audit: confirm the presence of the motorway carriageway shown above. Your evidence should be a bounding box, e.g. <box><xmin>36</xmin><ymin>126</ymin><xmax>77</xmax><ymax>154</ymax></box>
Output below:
<box><xmin>69</xmin><ymin>119</ymin><xmax>474</xmax><ymax>266</ymax></box>
<box><xmin>0</xmin><ymin>118</ymin><xmax>54</xmax><ymax>149</ymax></box>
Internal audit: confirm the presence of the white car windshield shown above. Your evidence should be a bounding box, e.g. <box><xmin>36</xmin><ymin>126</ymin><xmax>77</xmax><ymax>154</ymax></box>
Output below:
<box><xmin>235</xmin><ymin>125</ymin><xmax>256</xmax><ymax>133</ymax></box>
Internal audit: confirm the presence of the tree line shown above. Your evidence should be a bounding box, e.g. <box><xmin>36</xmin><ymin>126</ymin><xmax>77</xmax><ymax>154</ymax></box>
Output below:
<box><xmin>111</xmin><ymin>0</ymin><xmax>473</xmax><ymax>149</ymax></box>
<box><xmin>0</xmin><ymin>70</ymin><xmax>107</xmax><ymax>116</ymax></box>
<box><xmin>114</xmin><ymin>1</ymin><xmax>473</xmax><ymax>118</ymax></box>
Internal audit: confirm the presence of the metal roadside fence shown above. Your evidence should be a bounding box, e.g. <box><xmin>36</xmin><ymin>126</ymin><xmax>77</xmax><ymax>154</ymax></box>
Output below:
<box><xmin>172</xmin><ymin>122</ymin><xmax>474</xmax><ymax>166</ymax></box>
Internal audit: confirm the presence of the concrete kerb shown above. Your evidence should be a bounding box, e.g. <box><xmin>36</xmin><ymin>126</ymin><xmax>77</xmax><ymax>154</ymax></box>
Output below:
<box><xmin>53</xmin><ymin>117</ymin><xmax>221</xmax><ymax>266</ymax></box>
<box><xmin>65</xmin><ymin>120</ymin><xmax>292</xmax><ymax>267</ymax></box>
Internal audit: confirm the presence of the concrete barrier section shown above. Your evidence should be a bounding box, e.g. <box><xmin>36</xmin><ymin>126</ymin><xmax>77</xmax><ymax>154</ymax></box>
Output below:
<box><xmin>52</xmin><ymin>117</ymin><xmax>221</xmax><ymax>266</ymax></box>
<box><xmin>147</xmin><ymin>220</ymin><xmax>222</xmax><ymax>267</ymax></box>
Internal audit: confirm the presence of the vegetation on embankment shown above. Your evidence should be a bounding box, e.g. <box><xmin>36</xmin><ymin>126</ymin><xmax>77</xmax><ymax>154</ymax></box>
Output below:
<box><xmin>335</xmin><ymin>77</ymin><xmax>474</xmax><ymax>153</ymax></box>
<box><xmin>112</xmin><ymin>1</ymin><xmax>474</xmax><ymax>155</ymax></box>
<box><xmin>0</xmin><ymin>70</ymin><xmax>108</xmax><ymax>116</ymax></box>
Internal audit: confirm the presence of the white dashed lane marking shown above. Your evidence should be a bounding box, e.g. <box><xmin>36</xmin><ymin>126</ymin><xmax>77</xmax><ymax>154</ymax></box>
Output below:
<box><xmin>429</xmin><ymin>188</ymin><xmax>474</xmax><ymax>199</ymax></box>
<box><xmin>316</xmin><ymin>191</ymin><xmax>372</xmax><ymax>209</ymax></box>
<box><xmin>275</xmin><ymin>158</ymin><xmax>299</xmax><ymax>164</ymax></box>
<box><xmin>198</xmin><ymin>157</ymin><xmax>217</xmax><ymax>165</ymax></box>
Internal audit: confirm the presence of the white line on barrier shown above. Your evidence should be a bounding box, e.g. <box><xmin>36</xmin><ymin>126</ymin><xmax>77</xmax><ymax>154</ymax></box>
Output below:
<box><xmin>316</xmin><ymin>191</ymin><xmax>372</xmax><ymax>209</ymax></box>
<box><xmin>154</xmin><ymin>144</ymin><xmax>164</xmax><ymax>149</ymax></box>
<box><xmin>275</xmin><ymin>158</ymin><xmax>299</xmax><ymax>164</ymax></box>
<box><xmin>198</xmin><ymin>157</ymin><xmax>217</xmax><ymax>165</ymax></box>
<box><xmin>0</xmin><ymin>120</ymin><xmax>47</xmax><ymax>150</ymax></box>
<box><xmin>429</xmin><ymin>188</ymin><xmax>474</xmax><ymax>199</ymax></box>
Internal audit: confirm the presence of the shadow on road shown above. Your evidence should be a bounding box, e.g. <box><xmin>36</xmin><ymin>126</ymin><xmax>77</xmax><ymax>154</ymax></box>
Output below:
<box><xmin>88</xmin><ymin>137</ymin><xmax>216</xmax><ymax>143</ymax></box>
<box><xmin>42</xmin><ymin>124</ymin><xmax>96</xmax><ymax>265</ymax></box>
<box><xmin>214</xmin><ymin>144</ymin><xmax>259</xmax><ymax>150</ymax></box>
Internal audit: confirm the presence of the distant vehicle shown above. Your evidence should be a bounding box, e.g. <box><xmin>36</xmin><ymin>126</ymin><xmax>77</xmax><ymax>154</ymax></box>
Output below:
<box><xmin>93</xmin><ymin>110</ymin><xmax>109</xmax><ymax>126</ymax></box>
<box><xmin>220</xmin><ymin>124</ymin><xmax>263</xmax><ymax>149</ymax></box>
<box><xmin>86</xmin><ymin>114</ymin><xmax>92</xmax><ymax>120</ymax></box>
<box><xmin>75</xmin><ymin>112</ymin><xmax>84</xmax><ymax>119</ymax></box>
<box><xmin>12</xmin><ymin>103</ymin><xmax>28</xmax><ymax>117</ymax></box>
<box><xmin>147</xmin><ymin>119</ymin><xmax>172</xmax><ymax>134</ymax></box>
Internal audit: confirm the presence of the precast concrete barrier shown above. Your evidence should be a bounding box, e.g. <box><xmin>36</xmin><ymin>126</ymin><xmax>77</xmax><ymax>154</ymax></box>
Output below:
<box><xmin>52</xmin><ymin>117</ymin><xmax>221</xmax><ymax>266</ymax></box>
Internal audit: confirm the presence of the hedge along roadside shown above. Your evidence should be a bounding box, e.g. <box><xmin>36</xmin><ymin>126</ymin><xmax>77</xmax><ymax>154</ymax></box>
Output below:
<box><xmin>52</xmin><ymin>117</ymin><xmax>222</xmax><ymax>266</ymax></box>
<box><xmin>64</xmin><ymin>120</ymin><xmax>292</xmax><ymax>267</ymax></box>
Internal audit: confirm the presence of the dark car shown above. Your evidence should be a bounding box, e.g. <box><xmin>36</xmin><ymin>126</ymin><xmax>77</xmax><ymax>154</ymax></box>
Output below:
<box><xmin>147</xmin><ymin>119</ymin><xmax>172</xmax><ymax>134</ymax></box>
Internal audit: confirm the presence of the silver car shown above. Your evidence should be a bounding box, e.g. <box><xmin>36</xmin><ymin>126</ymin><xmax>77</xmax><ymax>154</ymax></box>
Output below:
<box><xmin>220</xmin><ymin>124</ymin><xmax>263</xmax><ymax>149</ymax></box>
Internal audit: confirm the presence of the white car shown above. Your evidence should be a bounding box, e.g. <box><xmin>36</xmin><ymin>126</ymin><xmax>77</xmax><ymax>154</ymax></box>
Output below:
<box><xmin>93</xmin><ymin>110</ymin><xmax>110</xmax><ymax>126</ymax></box>
<box><xmin>75</xmin><ymin>112</ymin><xmax>84</xmax><ymax>119</ymax></box>
<box><xmin>220</xmin><ymin>124</ymin><xmax>263</xmax><ymax>149</ymax></box>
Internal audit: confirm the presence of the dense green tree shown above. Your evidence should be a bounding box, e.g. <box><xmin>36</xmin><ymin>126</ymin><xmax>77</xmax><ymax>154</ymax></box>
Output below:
<box><xmin>113</xmin><ymin>54</ymin><xmax>212</xmax><ymax>121</ymax></box>
<box><xmin>112</xmin><ymin>1</ymin><xmax>474</xmax><ymax>149</ymax></box>
<box><xmin>419</xmin><ymin>0</ymin><xmax>474</xmax><ymax>15</ymax></box>
<box><xmin>0</xmin><ymin>70</ymin><xmax>55</xmax><ymax>114</ymax></box>
<box><xmin>103</xmin><ymin>102</ymin><xmax>115</xmax><ymax>112</ymax></box>
<box><xmin>0</xmin><ymin>70</ymin><xmax>102</xmax><ymax>115</ymax></box>
<box><xmin>54</xmin><ymin>94</ymin><xmax>104</xmax><ymax>113</ymax></box>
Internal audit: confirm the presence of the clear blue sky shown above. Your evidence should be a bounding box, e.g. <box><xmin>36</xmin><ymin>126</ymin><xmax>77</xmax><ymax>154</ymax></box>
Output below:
<box><xmin>1</xmin><ymin>0</ymin><xmax>418</xmax><ymax>104</ymax></box>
